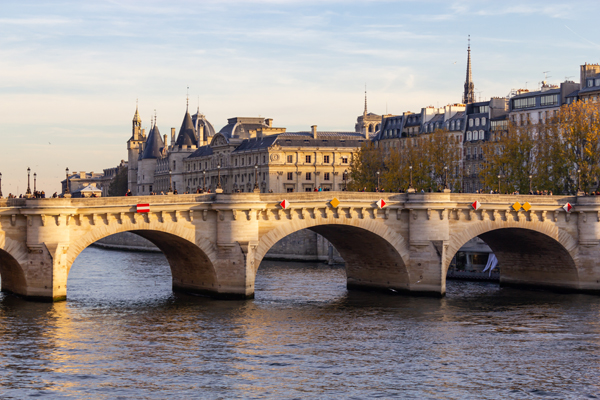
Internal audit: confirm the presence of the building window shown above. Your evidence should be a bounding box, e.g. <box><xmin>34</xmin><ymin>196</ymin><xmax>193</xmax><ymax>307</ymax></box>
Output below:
<box><xmin>540</xmin><ymin>94</ymin><xmax>558</xmax><ymax>106</ymax></box>
<box><xmin>467</xmin><ymin>131</ymin><xmax>472</xmax><ymax>141</ymax></box>
<box><xmin>324</xmin><ymin>172</ymin><xmax>330</xmax><ymax>181</ymax></box>
<box><xmin>475</xmin><ymin>118</ymin><xmax>480</xmax><ymax>127</ymax></box>
<box><xmin>235</xmin><ymin>159</ymin><xmax>238</xmax><ymax>166</ymax></box>
<box><xmin>287</xmin><ymin>172</ymin><xmax>293</xmax><ymax>180</ymax></box>
<box><xmin>469</xmin><ymin>119</ymin><xmax>473</xmax><ymax>127</ymax></box>
<box><xmin>287</xmin><ymin>155</ymin><xmax>293</xmax><ymax>163</ymax></box>
<box><xmin>481</xmin><ymin>117</ymin><xmax>486</xmax><ymax>125</ymax></box>
<box><xmin>451</xmin><ymin>121</ymin><xmax>455</xmax><ymax>130</ymax></box>
<box><xmin>513</xmin><ymin>97</ymin><xmax>536</xmax><ymax>109</ymax></box>
<box><xmin>306</xmin><ymin>172</ymin><xmax>311</xmax><ymax>180</ymax></box>
<box><xmin>149</xmin><ymin>185</ymin><xmax>152</xmax><ymax>193</ymax></box>
<box><xmin>588</xmin><ymin>80</ymin><xmax>594</xmax><ymax>87</ymax></box>
<box><xmin>305</xmin><ymin>155</ymin><xmax>311</xmax><ymax>163</ymax></box>
<box><xmin>479</xmin><ymin>130</ymin><xmax>484</xmax><ymax>140</ymax></box>
<box><xmin>287</xmin><ymin>187</ymin><xmax>294</xmax><ymax>193</ymax></box>
<box><xmin>263</xmin><ymin>155</ymin><xmax>266</xmax><ymax>163</ymax></box>
<box><xmin>341</xmin><ymin>157</ymin><xmax>348</xmax><ymax>164</ymax></box>
<box><xmin>173</xmin><ymin>161</ymin><xmax>176</xmax><ymax>170</ymax></box>
<box><xmin>324</xmin><ymin>155</ymin><xmax>330</xmax><ymax>163</ymax></box>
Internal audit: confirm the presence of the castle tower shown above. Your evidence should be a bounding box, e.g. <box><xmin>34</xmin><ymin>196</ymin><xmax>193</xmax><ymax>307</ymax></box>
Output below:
<box><xmin>127</xmin><ymin>104</ymin><xmax>145</xmax><ymax>195</ymax></box>
<box><xmin>463</xmin><ymin>36</ymin><xmax>475</xmax><ymax>104</ymax></box>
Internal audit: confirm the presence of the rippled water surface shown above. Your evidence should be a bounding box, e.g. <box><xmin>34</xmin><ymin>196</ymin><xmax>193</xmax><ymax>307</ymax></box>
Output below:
<box><xmin>0</xmin><ymin>247</ymin><xmax>599</xmax><ymax>399</ymax></box>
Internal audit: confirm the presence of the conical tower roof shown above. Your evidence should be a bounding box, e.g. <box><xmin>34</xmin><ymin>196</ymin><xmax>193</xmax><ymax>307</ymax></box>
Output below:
<box><xmin>133</xmin><ymin>105</ymin><xmax>141</xmax><ymax>123</ymax></box>
<box><xmin>175</xmin><ymin>110</ymin><xmax>198</xmax><ymax>147</ymax></box>
<box><xmin>141</xmin><ymin>124</ymin><xmax>165</xmax><ymax>159</ymax></box>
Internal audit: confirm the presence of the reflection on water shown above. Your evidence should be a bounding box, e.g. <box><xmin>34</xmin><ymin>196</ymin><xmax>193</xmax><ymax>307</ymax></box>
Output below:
<box><xmin>0</xmin><ymin>247</ymin><xmax>598</xmax><ymax>398</ymax></box>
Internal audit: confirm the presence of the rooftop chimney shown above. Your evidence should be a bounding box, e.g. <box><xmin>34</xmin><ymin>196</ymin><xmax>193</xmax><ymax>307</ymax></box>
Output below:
<box><xmin>163</xmin><ymin>135</ymin><xmax>167</xmax><ymax>150</ymax></box>
<box><xmin>266</xmin><ymin>118</ymin><xmax>273</xmax><ymax>127</ymax></box>
<box><xmin>311</xmin><ymin>125</ymin><xmax>317</xmax><ymax>139</ymax></box>
<box><xmin>199</xmin><ymin>125</ymin><xmax>205</xmax><ymax>147</ymax></box>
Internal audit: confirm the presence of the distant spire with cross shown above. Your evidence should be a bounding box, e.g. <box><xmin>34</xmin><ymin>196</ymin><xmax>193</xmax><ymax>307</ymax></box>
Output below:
<box><xmin>463</xmin><ymin>35</ymin><xmax>476</xmax><ymax>104</ymax></box>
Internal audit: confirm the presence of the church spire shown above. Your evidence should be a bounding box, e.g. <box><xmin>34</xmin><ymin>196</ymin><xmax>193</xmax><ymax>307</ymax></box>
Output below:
<box><xmin>364</xmin><ymin>85</ymin><xmax>368</xmax><ymax>116</ymax></box>
<box><xmin>132</xmin><ymin>101</ymin><xmax>142</xmax><ymax>139</ymax></box>
<box><xmin>463</xmin><ymin>36</ymin><xmax>475</xmax><ymax>104</ymax></box>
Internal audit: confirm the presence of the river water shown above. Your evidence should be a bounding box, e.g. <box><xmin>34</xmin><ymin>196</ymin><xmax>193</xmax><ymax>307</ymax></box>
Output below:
<box><xmin>0</xmin><ymin>247</ymin><xmax>599</xmax><ymax>399</ymax></box>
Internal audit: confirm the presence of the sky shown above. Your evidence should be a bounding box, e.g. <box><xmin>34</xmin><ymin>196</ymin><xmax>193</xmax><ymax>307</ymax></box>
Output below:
<box><xmin>1</xmin><ymin>0</ymin><xmax>599</xmax><ymax>194</ymax></box>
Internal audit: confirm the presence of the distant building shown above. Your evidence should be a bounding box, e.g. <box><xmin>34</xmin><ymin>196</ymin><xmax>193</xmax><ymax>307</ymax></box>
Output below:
<box><xmin>508</xmin><ymin>80</ymin><xmax>579</xmax><ymax>126</ymax></box>
<box><xmin>577</xmin><ymin>63</ymin><xmax>600</xmax><ymax>102</ymax></box>
<box><xmin>463</xmin><ymin>98</ymin><xmax>508</xmax><ymax>193</ymax></box>
<box><xmin>61</xmin><ymin>171</ymin><xmax>104</xmax><ymax>197</ymax></box>
<box><xmin>99</xmin><ymin>160</ymin><xmax>127</xmax><ymax>197</ymax></box>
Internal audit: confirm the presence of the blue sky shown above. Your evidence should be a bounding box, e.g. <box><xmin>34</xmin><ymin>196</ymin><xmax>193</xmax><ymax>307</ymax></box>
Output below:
<box><xmin>1</xmin><ymin>0</ymin><xmax>599</xmax><ymax>193</ymax></box>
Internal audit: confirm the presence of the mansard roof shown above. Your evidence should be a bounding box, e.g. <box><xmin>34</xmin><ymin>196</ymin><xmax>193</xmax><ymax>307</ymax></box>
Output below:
<box><xmin>141</xmin><ymin>125</ymin><xmax>165</xmax><ymax>159</ymax></box>
<box><xmin>186</xmin><ymin>145</ymin><xmax>214</xmax><ymax>159</ymax></box>
<box><xmin>175</xmin><ymin>111</ymin><xmax>198</xmax><ymax>147</ymax></box>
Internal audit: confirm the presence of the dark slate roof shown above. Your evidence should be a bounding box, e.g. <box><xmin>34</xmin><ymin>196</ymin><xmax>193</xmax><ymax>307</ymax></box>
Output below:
<box><xmin>232</xmin><ymin>135</ymin><xmax>279</xmax><ymax>152</ymax></box>
<box><xmin>511</xmin><ymin>88</ymin><xmax>560</xmax><ymax>99</ymax></box>
<box><xmin>141</xmin><ymin>125</ymin><xmax>165</xmax><ymax>159</ymax></box>
<box><xmin>579</xmin><ymin>85</ymin><xmax>600</xmax><ymax>94</ymax></box>
<box><xmin>427</xmin><ymin>114</ymin><xmax>445</xmax><ymax>123</ymax></box>
<box><xmin>404</xmin><ymin>114</ymin><xmax>421</xmax><ymax>127</ymax></box>
<box><xmin>447</xmin><ymin>111</ymin><xmax>465</xmax><ymax>120</ymax></box>
<box><xmin>192</xmin><ymin>113</ymin><xmax>216</xmax><ymax>140</ymax></box>
<box><xmin>566</xmin><ymin>90</ymin><xmax>580</xmax><ymax>98</ymax></box>
<box><xmin>187</xmin><ymin>145</ymin><xmax>214</xmax><ymax>159</ymax></box>
<box><xmin>175</xmin><ymin>111</ymin><xmax>198</xmax><ymax>147</ymax></box>
<box><xmin>219</xmin><ymin>120</ymin><xmax>266</xmax><ymax>139</ymax></box>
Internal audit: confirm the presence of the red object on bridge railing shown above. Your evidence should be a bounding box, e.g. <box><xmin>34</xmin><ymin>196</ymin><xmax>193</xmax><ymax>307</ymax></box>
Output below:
<box><xmin>137</xmin><ymin>204</ymin><xmax>150</xmax><ymax>213</ymax></box>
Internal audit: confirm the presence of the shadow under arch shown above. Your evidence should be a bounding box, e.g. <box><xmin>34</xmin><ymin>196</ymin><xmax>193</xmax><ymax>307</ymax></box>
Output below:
<box><xmin>256</xmin><ymin>222</ymin><xmax>411</xmax><ymax>294</ymax></box>
<box><xmin>446</xmin><ymin>225</ymin><xmax>579</xmax><ymax>292</ymax></box>
<box><xmin>66</xmin><ymin>229</ymin><xmax>219</xmax><ymax>300</ymax></box>
<box><xmin>0</xmin><ymin>249</ymin><xmax>27</xmax><ymax>297</ymax></box>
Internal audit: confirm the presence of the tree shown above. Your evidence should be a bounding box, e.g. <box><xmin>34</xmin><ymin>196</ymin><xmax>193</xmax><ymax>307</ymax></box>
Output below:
<box><xmin>348</xmin><ymin>130</ymin><xmax>462</xmax><ymax>192</ymax></box>
<box><xmin>557</xmin><ymin>100</ymin><xmax>600</xmax><ymax>193</ymax></box>
<box><xmin>108</xmin><ymin>165</ymin><xmax>128</xmax><ymax>196</ymax></box>
<box><xmin>348</xmin><ymin>142</ymin><xmax>383</xmax><ymax>191</ymax></box>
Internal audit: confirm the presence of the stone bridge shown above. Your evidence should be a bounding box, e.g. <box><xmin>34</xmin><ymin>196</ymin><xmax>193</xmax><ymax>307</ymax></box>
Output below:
<box><xmin>0</xmin><ymin>192</ymin><xmax>599</xmax><ymax>302</ymax></box>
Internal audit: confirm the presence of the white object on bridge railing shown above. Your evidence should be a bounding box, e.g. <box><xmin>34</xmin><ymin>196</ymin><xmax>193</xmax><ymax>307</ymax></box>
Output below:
<box><xmin>137</xmin><ymin>203</ymin><xmax>150</xmax><ymax>213</ymax></box>
<box><xmin>471</xmin><ymin>200</ymin><xmax>481</xmax><ymax>210</ymax></box>
<box><xmin>279</xmin><ymin>199</ymin><xmax>288</xmax><ymax>209</ymax></box>
<box><xmin>563</xmin><ymin>202</ymin><xmax>572</xmax><ymax>212</ymax></box>
<box><xmin>376</xmin><ymin>199</ymin><xmax>386</xmax><ymax>209</ymax></box>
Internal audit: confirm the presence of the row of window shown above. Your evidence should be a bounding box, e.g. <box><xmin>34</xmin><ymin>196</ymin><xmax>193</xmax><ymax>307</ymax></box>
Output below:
<box><xmin>468</xmin><ymin>117</ymin><xmax>486</xmax><ymax>127</ymax></box>
<box><xmin>466</xmin><ymin>130</ymin><xmax>485</xmax><ymax>141</ymax></box>
<box><xmin>286</xmin><ymin>172</ymin><xmax>332</xmax><ymax>181</ymax></box>
<box><xmin>587</xmin><ymin>78</ymin><xmax>600</xmax><ymax>88</ymax></box>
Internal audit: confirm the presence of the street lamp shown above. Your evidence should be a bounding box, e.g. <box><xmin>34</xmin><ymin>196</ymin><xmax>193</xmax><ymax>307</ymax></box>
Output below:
<box><xmin>497</xmin><ymin>174</ymin><xmax>501</xmax><ymax>194</ymax></box>
<box><xmin>65</xmin><ymin>167</ymin><xmax>71</xmax><ymax>198</ymax></box>
<box><xmin>254</xmin><ymin>164</ymin><xmax>259</xmax><ymax>191</ymax></box>
<box><xmin>0</xmin><ymin>172</ymin><xmax>3</xmax><ymax>198</ymax></box>
<box><xmin>26</xmin><ymin>167</ymin><xmax>31</xmax><ymax>196</ymax></box>
<box><xmin>409</xmin><ymin>165</ymin><xmax>414</xmax><ymax>190</ymax></box>
<box><xmin>217</xmin><ymin>164</ymin><xmax>222</xmax><ymax>189</ymax></box>
<box><xmin>34</xmin><ymin>172</ymin><xmax>37</xmax><ymax>194</ymax></box>
<box><xmin>168</xmin><ymin>169</ymin><xmax>173</xmax><ymax>193</ymax></box>
<box><xmin>203</xmin><ymin>169</ymin><xmax>206</xmax><ymax>192</ymax></box>
<box><xmin>529</xmin><ymin>175</ymin><xmax>532</xmax><ymax>194</ymax></box>
<box><xmin>343</xmin><ymin>170</ymin><xmax>347</xmax><ymax>191</ymax></box>
<box><xmin>577</xmin><ymin>169</ymin><xmax>582</xmax><ymax>193</ymax></box>
<box><xmin>444</xmin><ymin>166</ymin><xmax>448</xmax><ymax>190</ymax></box>
<box><xmin>376</xmin><ymin>171</ymin><xmax>380</xmax><ymax>192</ymax></box>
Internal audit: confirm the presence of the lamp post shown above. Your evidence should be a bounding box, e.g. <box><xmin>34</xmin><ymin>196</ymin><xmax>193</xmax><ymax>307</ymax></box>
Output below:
<box><xmin>444</xmin><ymin>166</ymin><xmax>448</xmax><ymax>190</ymax></box>
<box><xmin>0</xmin><ymin>172</ymin><xmax>3</xmax><ymax>198</ymax></box>
<box><xmin>407</xmin><ymin>165</ymin><xmax>415</xmax><ymax>193</ymax></box>
<box><xmin>217</xmin><ymin>165</ymin><xmax>222</xmax><ymax>189</ymax></box>
<box><xmin>497</xmin><ymin>174</ymin><xmax>501</xmax><ymax>194</ymax></box>
<box><xmin>376</xmin><ymin>171</ymin><xmax>380</xmax><ymax>192</ymax></box>
<box><xmin>203</xmin><ymin>169</ymin><xmax>206</xmax><ymax>192</ymax></box>
<box><xmin>577</xmin><ymin>169</ymin><xmax>582</xmax><ymax>194</ymax></box>
<box><xmin>343</xmin><ymin>170</ymin><xmax>347</xmax><ymax>191</ymax></box>
<box><xmin>26</xmin><ymin>167</ymin><xmax>31</xmax><ymax>196</ymax></box>
<box><xmin>529</xmin><ymin>175</ymin><xmax>532</xmax><ymax>194</ymax></box>
<box><xmin>34</xmin><ymin>172</ymin><xmax>37</xmax><ymax>194</ymax></box>
<box><xmin>254</xmin><ymin>164</ymin><xmax>259</xmax><ymax>192</ymax></box>
<box><xmin>168</xmin><ymin>169</ymin><xmax>172</xmax><ymax>193</ymax></box>
<box><xmin>65</xmin><ymin>167</ymin><xmax>71</xmax><ymax>198</ymax></box>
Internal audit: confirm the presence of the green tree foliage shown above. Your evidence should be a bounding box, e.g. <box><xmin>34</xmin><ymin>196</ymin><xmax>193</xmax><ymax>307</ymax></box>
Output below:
<box><xmin>108</xmin><ymin>166</ymin><xmax>128</xmax><ymax>196</ymax></box>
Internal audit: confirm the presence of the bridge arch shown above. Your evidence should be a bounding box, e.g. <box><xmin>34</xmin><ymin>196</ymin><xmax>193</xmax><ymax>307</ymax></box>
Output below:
<box><xmin>446</xmin><ymin>220</ymin><xmax>579</xmax><ymax>291</ymax></box>
<box><xmin>255</xmin><ymin>218</ymin><xmax>411</xmax><ymax>293</ymax></box>
<box><xmin>0</xmin><ymin>237</ymin><xmax>28</xmax><ymax>297</ymax></box>
<box><xmin>66</xmin><ymin>221</ymin><xmax>220</xmax><ymax>299</ymax></box>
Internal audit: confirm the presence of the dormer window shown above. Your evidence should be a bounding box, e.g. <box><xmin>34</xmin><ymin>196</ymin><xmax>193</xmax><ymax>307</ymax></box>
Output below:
<box><xmin>589</xmin><ymin>80</ymin><xmax>594</xmax><ymax>87</ymax></box>
<box><xmin>475</xmin><ymin>118</ymin><xmax>480</xmax><ymax>127</ymax></box>
<box><xmin>469</xmin><ymin>119</ymin><xmax>474</xmax><ymax>127</ymax></box>
<box><xmin>596</xmin><ymin>79</ymin><xmax>600</xmax><ymax>86</ymax></box>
